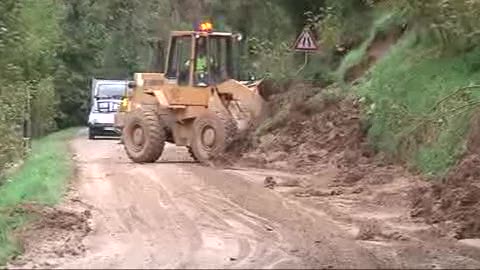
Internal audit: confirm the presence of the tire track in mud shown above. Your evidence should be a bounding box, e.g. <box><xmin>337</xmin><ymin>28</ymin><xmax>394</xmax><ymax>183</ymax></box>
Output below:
<box><xmin>224</xmin><ymin>166</ymin><xmax>480</xmax><ymax>269</ymax></box>
<box><xmin>46</xmin><ymin>138</ymin><xmax>304</xmax><ymax>269</ymax></box>
<box><xmin>184</xmin><ymin>165</ymin><xmax>386</xmax><ymax>269</ymax></box>
<box><xmin>185</xmin><ymin>195</ymin><xmax>289</xmax><ymax>268</ymax></box>
<box><xmin>134</xmin><ymin>164</ymin><xmax>300</xmax><ymax>269</ymax></box>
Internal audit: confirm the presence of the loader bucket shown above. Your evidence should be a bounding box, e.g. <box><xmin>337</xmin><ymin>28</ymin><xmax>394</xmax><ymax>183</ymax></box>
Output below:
<box><xmin>216</xmin><ymin>79</ymin><xmax>267</xmax><ymax>131</ymax></box>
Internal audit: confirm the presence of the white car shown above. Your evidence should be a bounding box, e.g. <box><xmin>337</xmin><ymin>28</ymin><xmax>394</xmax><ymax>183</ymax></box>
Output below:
<box><xmin>87</xmin><ymin>79</ymin><xmax>128</xmax><ymax>139</ymax></box>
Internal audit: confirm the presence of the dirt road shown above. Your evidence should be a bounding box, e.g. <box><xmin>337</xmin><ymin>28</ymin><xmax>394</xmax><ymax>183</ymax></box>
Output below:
<box><xmin>9</xmin><ymin>132</ymin><xmax>480</xmax><ymax>269</ymax></box>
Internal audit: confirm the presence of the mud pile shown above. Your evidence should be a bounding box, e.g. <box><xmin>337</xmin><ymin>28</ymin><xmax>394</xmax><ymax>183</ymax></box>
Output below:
<box><xmin>8</xmin><ymin>201</ymin><xmax>92</xmax><ymax>268</ymax></box>
<box><xmin>411</xmin><ymin>155</ymin><xmax>480</xmax><ymax>239</ymax></box>
<box><xmin>231</xmin><ymin>85</ymin><xmax>373</xmax><ymax>174</ymax></box>
<box><xmin>228</xmin><ymin>84</ymin><xmax>480</xmax><ymax>241</ymax></box>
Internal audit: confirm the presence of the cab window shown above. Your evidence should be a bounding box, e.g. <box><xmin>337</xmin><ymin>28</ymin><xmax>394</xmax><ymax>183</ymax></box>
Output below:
<box><xmin>209</xmin><ymin>36</ymin><xmax>233</xmax><ymax>84</ymax></box>
<box><xmin>165</xmin><ymin>35</ymin><xmax>192</xmax><ymax>86</ymax></box>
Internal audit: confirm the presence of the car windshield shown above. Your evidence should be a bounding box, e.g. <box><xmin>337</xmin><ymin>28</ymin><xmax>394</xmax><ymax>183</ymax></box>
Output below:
<box><xmin>97</xmin><ymin>84</ymin><xmax>125</xmax><ymax>99</ymax></box>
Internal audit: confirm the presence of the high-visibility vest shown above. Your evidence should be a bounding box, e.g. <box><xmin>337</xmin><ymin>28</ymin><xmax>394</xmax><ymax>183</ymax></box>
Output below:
<box><xmin>121</xmin><ymin>97</ymin><xmax>128</xmax><ymax>110</ymax></box>
<box><xmin>196</xmin><ymin>56</ymin><xmax>207</xmax><ymax>71</ymax></box>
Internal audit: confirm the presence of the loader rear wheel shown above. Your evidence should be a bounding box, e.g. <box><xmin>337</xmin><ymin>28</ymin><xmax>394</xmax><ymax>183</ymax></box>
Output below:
<box><xmin>123</xmin><ymin>108</ymin><xmax>165</xmax><ymax>163</ymax></box>
<box><xmin>190</xmin><ymin>111</ymin><xmax>237</xmax><ymax>163</ymax></box>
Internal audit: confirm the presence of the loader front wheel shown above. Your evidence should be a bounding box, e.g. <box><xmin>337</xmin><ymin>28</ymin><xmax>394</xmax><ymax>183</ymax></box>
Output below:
<box><xmin>123</xmin><ymin>108</ymin><xmax>165</xmax><ymax>163</ymax></box>
<box><xmin>190</xmin><ymin>111</ymin><xmax>237</xmax><ymax>163</ymax></box>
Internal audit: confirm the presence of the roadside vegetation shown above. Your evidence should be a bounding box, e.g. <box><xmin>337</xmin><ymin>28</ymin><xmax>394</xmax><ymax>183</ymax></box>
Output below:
<box><xmin>0</xmin><ymin>129</ymin><xmax>76</xmax><ymax>265</ymax></box>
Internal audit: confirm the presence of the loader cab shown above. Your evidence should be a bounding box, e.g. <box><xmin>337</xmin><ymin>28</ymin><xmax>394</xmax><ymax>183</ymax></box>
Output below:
<box><xmin>164</xmin><ymin>25</ymin><xmax>242</xmax><ymax>88</ymax></box>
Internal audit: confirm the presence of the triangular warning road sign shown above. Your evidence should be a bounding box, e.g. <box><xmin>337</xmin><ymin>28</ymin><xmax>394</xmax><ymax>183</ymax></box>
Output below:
<box><xmin>293</xmin><ymin>29</ymin><xmax>319</xmax><ymax>52</ymax></box>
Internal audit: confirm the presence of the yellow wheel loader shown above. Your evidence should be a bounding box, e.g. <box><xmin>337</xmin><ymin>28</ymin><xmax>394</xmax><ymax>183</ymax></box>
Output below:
<box><xmin>114</xmin><ymin>23</ymin><xmax>265</xmax><ymax>163</ymax></box>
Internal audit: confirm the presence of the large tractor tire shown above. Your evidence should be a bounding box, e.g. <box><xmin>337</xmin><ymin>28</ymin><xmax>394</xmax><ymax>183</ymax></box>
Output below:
<box><xmin>190</xmin><ymin>110</ymin><xmax>237</xmax><ymax>163</ymax></box>
<box><xmin>123</xmin><ymin>108</ymin><xmax>166</xmax><ymax>163</ymax></box>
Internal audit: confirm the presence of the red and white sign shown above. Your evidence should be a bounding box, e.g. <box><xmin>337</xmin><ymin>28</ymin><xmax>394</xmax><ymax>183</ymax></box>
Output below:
<box><xmin>293</xmin><ymin>29</ymin><xmax>319</xmax><ymax>52</ymax></box>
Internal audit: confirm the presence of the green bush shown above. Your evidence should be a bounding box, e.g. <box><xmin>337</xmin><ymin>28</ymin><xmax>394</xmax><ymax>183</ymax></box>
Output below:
<box><xmin>376</xmin><ymin>0</ymin><xmax>480</xmax><ymax>52</ymax></box>
<box><xmin>30</xmin><ymin>78</ymin><xmax>58</xmax><ymax>137</ymax></box>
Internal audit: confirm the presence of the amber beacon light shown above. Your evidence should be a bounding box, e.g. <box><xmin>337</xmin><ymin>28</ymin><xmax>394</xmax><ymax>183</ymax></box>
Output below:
<box><xmin>198</xmin><ymin>22</ymin><xmax>213</xmax><ymax>32</ymax></box>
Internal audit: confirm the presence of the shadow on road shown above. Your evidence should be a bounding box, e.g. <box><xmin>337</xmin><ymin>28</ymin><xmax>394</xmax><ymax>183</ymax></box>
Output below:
<box><xmin>90</xmin><ymin>137</ymin><xmax>120</xmax><ymax>141</ymax></box>
<box><xmin>156</xmin><ymin>160</ymin><xmax>198</xmax><ymax>164</ymax></box>
<box><xmin>114</xmin><ymin>160</ymin><xmax>198</xmax><ymax>165</ymax></box>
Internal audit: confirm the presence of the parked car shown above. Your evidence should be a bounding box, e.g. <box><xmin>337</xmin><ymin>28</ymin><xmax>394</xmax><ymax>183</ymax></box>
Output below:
<box><xmin>87</xmin><ymin>79</ymin><xmax>128</xmax><ymax>139</ymax></box>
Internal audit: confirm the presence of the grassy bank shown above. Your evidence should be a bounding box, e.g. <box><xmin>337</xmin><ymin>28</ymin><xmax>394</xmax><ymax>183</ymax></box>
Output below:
<box><xmin>354</xmin><ymin>31</ymin><xmax>480</xmax><ymax>175</ymax></box>
<box><xmin>335</xmin><ymin>12</ymin><xmax>404</xmax><ymax>84</ymax></box>
<box><xmin>0</xmin><ymin>128</ymin><xmax>77</xmax><ymax>265</ymax></box>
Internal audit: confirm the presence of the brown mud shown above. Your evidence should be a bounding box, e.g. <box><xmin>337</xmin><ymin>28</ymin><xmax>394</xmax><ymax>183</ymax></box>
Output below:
<box><xmin>225</xmin><ymin>84</ymin><xmax>480</xmax><ymax>244</ymax></box>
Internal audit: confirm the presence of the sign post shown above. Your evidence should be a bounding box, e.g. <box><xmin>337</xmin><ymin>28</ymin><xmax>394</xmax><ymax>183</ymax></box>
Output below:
<box><xmin>292</xmin><ymin>28</ymin><xmax>319</xmax><ymax>75</ymax></box>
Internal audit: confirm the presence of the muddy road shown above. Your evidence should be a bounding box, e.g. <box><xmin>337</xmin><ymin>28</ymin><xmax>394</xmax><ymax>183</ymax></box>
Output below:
<box><xmin>9</xmin><ymin>132</ymin><xmax>480</xmax><ymax>269</ymax></box>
